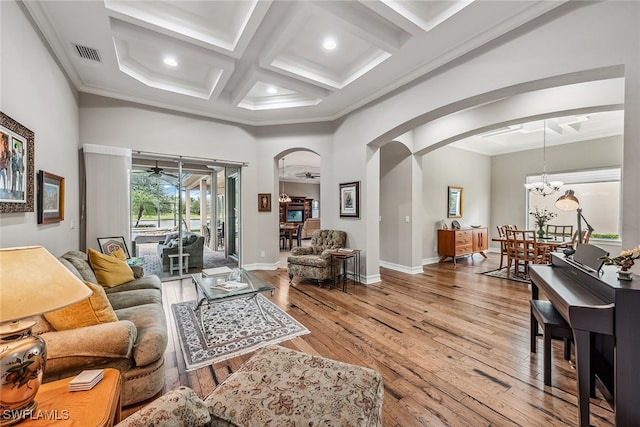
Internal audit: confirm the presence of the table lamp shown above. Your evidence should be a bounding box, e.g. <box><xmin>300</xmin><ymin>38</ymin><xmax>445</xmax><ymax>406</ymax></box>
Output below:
<box><xmin>0</xmin><ymin>246</ymin><xmax>92</xmax><ymax>425</ymax></box>
<box><xmin>554</xmin><ymin>189</ymin><xmax>594</xmax><ymax>245</ymax></box>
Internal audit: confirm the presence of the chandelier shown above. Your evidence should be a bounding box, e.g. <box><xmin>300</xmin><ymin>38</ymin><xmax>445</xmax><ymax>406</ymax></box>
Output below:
<box><xmin>524</xmin><ymin>119</ymin><xmax>563</xmax><ymax>196</ymax></box>
<box><xmin>278</xmin><ymin>158</ymin><xmax>291</xmax><ymax>203</ymax></box>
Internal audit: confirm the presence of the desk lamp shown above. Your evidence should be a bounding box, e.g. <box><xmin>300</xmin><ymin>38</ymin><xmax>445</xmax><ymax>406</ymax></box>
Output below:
<box><xmin>554</xmin><ymin>190</ymin><xmax>594</xmax><ymax>245</ymax></box>
<box><xmin>0</xmin><ymin>246</ymin><xmax>92</xmax><ymax>425</ymax></box>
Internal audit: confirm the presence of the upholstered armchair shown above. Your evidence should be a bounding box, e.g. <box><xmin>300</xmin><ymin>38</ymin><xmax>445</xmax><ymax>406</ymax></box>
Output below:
<box><xmin>287</xmin><ymin>229</ymin><xmax>347</xmax><ymax>286</ymax></box>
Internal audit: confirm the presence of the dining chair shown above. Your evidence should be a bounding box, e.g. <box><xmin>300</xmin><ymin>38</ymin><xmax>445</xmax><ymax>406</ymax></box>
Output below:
<box><xmin>506</xmin><ymin>229</ymin><xmax>547</xmax><ymax>279</ymax></box>
<box><xmin>294</xmin><ymin>223</ymin><xmax>303</xmax><ymax>247</ymax></box>
<box><xmin>280</xmin><ymin>226</ymin><xmax>288</xmax><ymax>250</ymax></box>
<box><xmin>571</xmin><ymin>229</ymin><xmax>592</xmax><ymax>246</ymax></box>
<box><xmin>497</xmin><ymin>225</ymin><xmax>509</xmax><ymax>269</ymax></box>
<box><xmin>546</xmin><ymin>225</ymin><xmax>573</xmax><ymax>240</ymax></box>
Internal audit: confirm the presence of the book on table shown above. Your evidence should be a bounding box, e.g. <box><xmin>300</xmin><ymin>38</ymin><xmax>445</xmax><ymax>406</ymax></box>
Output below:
<box><xmin>69</xmin><ymin>369</ymin><xmax>103</xmax><ymax>391</ymax></box>
<box><xmin>213</xmin><ymin>281</ymin><xmax>249</xmax><ymax>292</ymax></box>
<box><xmin>202</xmin><ymin>266</ymin><xmax>232</xmax><ymax>276</ymax></box>
<box><xmin>338</xmin><ymin>248</ymin><xmax>354</xmax><ymax>253</ymax></box>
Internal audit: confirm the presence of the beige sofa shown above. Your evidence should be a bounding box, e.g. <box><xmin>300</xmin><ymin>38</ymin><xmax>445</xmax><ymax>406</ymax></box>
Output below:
<box><xmin>31</xmin><ymin>250</ymin><xmax>167</xmax><ymax>406</ymax></box>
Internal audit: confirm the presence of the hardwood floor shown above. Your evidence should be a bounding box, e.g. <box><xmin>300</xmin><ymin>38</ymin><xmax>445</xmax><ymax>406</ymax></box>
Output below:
<box><xmin>124</xmin><ymin>253</ymin><xmax>615</xmax><ymax>426</ymax></box>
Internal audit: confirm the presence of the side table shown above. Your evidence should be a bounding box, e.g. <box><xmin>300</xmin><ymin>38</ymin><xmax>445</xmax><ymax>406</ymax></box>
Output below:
<box><xmin>20</xmin><ymin>368</ymin><xmax>122</xmax><ymax>426</ymax></box>
<box><xmin>329</xmin><ymin>249</ymin><xmax>362</xmax><ymax>292</ymax></box>
<box><xmin>168</xmin><ymin>253</ymin><xmax>190</xmax><ymax>274</ymax></box>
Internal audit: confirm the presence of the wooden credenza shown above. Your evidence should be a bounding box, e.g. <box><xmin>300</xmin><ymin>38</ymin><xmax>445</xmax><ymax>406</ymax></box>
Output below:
<box><xmin>438</xmin><ymin>227</ymin><xmax>488</xmax><ymax>264</ymax></box>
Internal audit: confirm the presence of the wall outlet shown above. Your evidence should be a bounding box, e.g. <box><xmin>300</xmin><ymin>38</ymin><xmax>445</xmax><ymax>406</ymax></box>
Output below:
<box><xmin>260</xmin><ymin>251</ymin><xmax>265</xmax><ymax>257</ymax></box>
<box><xmin>405</xmin><ymin>216</ymin><xmax>410</xmax><ymax>223</ymax></box>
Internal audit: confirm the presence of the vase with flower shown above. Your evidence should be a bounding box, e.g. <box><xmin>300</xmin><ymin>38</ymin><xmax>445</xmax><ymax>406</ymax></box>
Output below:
<box><xmin>600</xmin><ymin>246</ymin><xmax>640</xmax><ymax>281</ymax></box>
<box><xmin>529</xmin><ymin>207</ymin><xmax>557</xmax><ymax>239</ymax></box>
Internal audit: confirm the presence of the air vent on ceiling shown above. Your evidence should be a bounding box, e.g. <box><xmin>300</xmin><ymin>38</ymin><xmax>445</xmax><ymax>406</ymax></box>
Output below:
<box><xmin>73</xmin><ymin>44</ymin><xmax>102</xmax><ymax>63</ymax></box>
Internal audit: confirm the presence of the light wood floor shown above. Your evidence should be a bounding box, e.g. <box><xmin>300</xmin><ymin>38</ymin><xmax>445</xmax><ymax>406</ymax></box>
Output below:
<box><xmin>124</xmin><ymin>253</ymin><xmax>615</xmax><ymax>426</ymax></box>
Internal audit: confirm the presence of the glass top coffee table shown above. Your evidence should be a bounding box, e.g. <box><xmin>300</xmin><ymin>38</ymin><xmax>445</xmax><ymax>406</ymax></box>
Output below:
<box><xmin>191</xmin><ymin>269</ymin><xmax>275</xmax><ymax>326</ymax></box>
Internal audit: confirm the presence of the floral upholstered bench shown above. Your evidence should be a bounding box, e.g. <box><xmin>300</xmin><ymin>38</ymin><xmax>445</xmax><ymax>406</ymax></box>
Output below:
<box><xmin>118</xmin><ymin>345</ymin><xmax>384</xmax><ymax>427</ymax></box>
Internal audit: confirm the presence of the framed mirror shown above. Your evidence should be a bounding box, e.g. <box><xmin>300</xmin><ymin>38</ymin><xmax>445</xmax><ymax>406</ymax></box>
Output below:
<box><xmin>447</xmin><ymin>186</ymin><xmax>463</xmax><ymax>218</ymax></box>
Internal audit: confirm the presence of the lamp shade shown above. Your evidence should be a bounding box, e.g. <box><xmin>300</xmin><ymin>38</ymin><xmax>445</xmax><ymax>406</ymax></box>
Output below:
<box><xmin>555</xmin><ymin>190</ymin><xmax>580</xmax><ymax>212</ymax></box>
<box><xmin>0</xmin><ymin>246</ymin><xmax>92</xmax><ymax>323</ymax></box>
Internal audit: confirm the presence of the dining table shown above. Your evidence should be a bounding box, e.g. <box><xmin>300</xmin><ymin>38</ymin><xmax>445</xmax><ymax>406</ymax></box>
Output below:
<box><xmin>492</xmin><ymin>235</ymin><xmax>572</xmax><ymax>250</ymax></box>
<box><xmin>492</xmin><ymin>234</ymin><xmax>572</xmax><ymax>267</ymax></box>
<box><xmin>280</xmin><ymin>223</ymin><xmax>299</xmax><ymax>250</ymax></box>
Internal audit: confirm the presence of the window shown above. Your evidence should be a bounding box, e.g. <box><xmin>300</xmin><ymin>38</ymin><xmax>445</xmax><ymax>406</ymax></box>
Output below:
<box><xmin>526</xmin><ymin>168</ymin><xmax>621</xmax><ymax>240</ymax></box>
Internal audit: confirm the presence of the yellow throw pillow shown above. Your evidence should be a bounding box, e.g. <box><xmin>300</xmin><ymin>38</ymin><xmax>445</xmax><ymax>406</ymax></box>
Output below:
<box><xmin>110</xmin><ymin>247</ymin><xmax>127</xmax><ymax>261</ymax></box>
<box><xmin>88</xmin><ymin>248</ymin><xmax>135</xmax><ymax>287</ymax></box>
<box><xmin>44</xmin><ymin>281</ymin><xmax>118</xmax><ymax>331</ymax></box>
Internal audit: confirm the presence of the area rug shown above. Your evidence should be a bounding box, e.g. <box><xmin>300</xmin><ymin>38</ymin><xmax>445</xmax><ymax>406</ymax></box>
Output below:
<box><xmin>481</xmin><ymin>267</ymin><xmax>531</xmax><ymax>284</ymax></box>
<box><xmin>171</xmin><ymin>294</ymin><xmax>310</xmax><ymax>371</ymax></box>
<box><xmin>136</xmin><ymin>242</ymin><xmax>237</xmax><ymax>280</ymax></box>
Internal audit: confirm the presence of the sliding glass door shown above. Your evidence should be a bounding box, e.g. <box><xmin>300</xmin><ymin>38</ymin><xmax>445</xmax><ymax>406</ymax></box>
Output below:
<box><xmin>226</xmin><ymin>167</ymin><xmax>240</xmax><ymax>259</ymax></box>
<box><xmin>130</xmin><ymin>155</ymin><xmax>241</xmax><ymax>280</ymax></box>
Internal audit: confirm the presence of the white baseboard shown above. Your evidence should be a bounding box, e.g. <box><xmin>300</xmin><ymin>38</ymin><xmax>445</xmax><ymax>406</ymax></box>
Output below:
<box><xmin>242</xmin><ymin>262</ymin><xmax>280</xmax><ymax>271</ymax></box>
<box><xmin>422</xmin><ymin>256</ymin><xmax>441</xmax><ymax>265</ymax></box>
<box><xmin>379</xmin><ymin>260</ymin><xmax>424</xmax><ymax>275</ymax></box>
<box><xmin>362</xmin><ymin>273</ymin><xmax>381</xmax><ymax>284</ymax></box>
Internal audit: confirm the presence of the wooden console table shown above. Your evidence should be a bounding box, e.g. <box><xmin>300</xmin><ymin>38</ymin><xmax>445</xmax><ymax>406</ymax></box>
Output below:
<box><xmin>21</xmin><ymin>368</ymin><xmax>122</xmax><ymax>426</ymax></box>
<box><xmin>438</xmin><ymin>227</ymin><xmax>488</xmax><ymax>265</ymax></box>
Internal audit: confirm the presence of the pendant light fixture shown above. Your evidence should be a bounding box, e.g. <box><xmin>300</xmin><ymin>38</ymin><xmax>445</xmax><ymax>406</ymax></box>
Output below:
<box><xmin>279</xmin><ymin>158</ymin><xmax>291</xmax><ymax>203</ymax></box>
<box><xmin>524</xmin><ymin>119</ymin><xmax>563</xmax><ymax>196</ymax></box>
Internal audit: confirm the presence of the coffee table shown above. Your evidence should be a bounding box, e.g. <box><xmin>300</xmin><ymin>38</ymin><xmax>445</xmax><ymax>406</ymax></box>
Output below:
<box><xmin>191</xmin><ymin>269</ymin><xmax>275</xmax><ymax>329</ymax></box>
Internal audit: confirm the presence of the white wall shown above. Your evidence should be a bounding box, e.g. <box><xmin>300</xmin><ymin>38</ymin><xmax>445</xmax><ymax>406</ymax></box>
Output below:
<box><xmin>79</xmin><ymin>97</ymin><xmax>334</xmax><ymax>268</ymax></box>
<box><xmin>490</xmin><ymin>135</ymin><xmax>623</xmax><ymax>250</ymax></box>
<box><xmin>421</xmin><ymin>145</ymin><xmax>491</xmax><ymax>263</ymax></box>
<box><xmin>279</xmin><ymin>182</ymin><xmax>320</xmax><ymax>203</ymax></box>
<box><xmin>5</xmin><ymin>1</ymin><xmax>639</xmax><ymax>279</ymax></box>
<box><xmin>333</xmin><ymin>1</ymin><xmax>639</xmax><ymax>279</ymax></box>
<box><xmin>379</xmin><ymin>142</ymin><xmax>413</xmax><ymax>268</ymax></box>
<box><xmin>0</xmin><ymin>1</ymin><xmax>80</xmax><ymax>255</ymax></box>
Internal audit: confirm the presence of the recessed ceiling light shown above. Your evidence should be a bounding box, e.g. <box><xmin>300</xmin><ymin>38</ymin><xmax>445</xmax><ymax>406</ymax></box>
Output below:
<box><xmin>323</xmin><ymin>38</ymin><xmax>337</xmax><ymax>50</ymax></box>
<box><xmin>267</xmin><ymin>86</ymin><xmax>278</xmax><ymax>94</ymax></box>
<box><xmin>163</xmin><ymin>57</ymin><xmax>178</xmax><ymax>67</ymax></box>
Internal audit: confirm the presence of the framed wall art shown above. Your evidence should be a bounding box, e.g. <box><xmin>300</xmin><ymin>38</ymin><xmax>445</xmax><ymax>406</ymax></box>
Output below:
<box><xmin>37</xmin><ymin>170</ymin><xmax>65</xmax><ymax>224</ymax></box>
<box><xmin>97</xmin><ymin>236</ymin><xmax>131</xmax><ymax>258</ymax></box>
<box><xmin>0</xmin><ymin>112</ymin><xmax>35</xmax><ymax>213</ymax></box>
<box><xmin>447</xmin><ymin>186</ymin><xmax>463</xmax><ymax>218</ymax></box>
<box><xmin>339</xmin><ymin>181</ymin><xmax>360</xmax><ymax>218</ymax></box>
<box><xmin>258</xmin><ymin>193</ymin><xmax>271</xmax><ymax>212</ymax></box>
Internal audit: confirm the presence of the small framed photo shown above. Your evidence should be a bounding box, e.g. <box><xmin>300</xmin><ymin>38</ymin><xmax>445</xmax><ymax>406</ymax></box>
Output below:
<box><xmin>339</xmin><ymin>181</ymin><xmax>360</xmax><ymax>218</ymax></box>
<box><xmin>97</xmin><ymin>236</ymin><xmax>131</xmax><ymax>258</ymax></box>
<box><xmin>258</xmin><ymin>193</ymin><xmax>271</xmax><ymax>212</ymax></box>
<box><xmin>37</xmin><ymin>170</ymin><xmax>64</xmax><ymax>224</ymax></box>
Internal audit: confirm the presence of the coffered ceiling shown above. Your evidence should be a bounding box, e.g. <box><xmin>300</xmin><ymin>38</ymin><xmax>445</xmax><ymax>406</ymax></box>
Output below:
<box><xmin>24</xmin><ymin>0</ymin><xmax>564</xmax><ymax>126</ymax></box>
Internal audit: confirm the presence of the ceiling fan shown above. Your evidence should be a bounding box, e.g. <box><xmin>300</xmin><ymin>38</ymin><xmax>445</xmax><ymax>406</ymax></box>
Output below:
<box><xmin>295</xmin><ymin>171</ymin><xmax>320</xmax><ymax>179</ymax></box>
<box><xmin>147</xmin><ymin>161</ymin><xmax>178</xmax><ymax>179</ymax></box>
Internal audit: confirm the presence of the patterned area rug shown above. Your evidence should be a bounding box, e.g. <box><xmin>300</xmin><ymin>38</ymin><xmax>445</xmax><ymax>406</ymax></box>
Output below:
<box><xmin>171</xmin><ymin>294</ymin><xmax>310</xmax><ymax>371</ymax></box>
<box><xmin>481</xmin><ymin>267</ymin><xmax>531</xmax><ymax>284</ymax></box>
<box><xmin>136</xmin><ymin>242</ymin><xmax>237</xmax><ymax>280</ymax></box>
